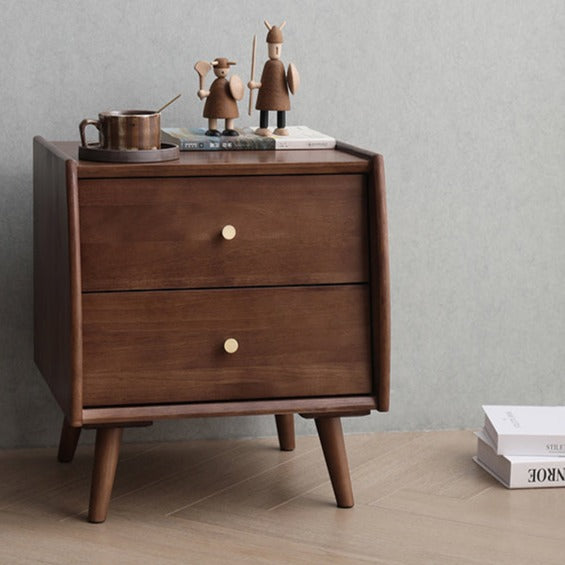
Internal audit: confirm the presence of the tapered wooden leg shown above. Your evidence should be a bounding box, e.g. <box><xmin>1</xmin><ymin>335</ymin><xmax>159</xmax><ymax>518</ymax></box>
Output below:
<box><xmin>315</xmin><ymin>417</ymin><xmax>354</xmax><ymax>508</ymax></box>
<box><xmin>57</xmin><ymin>418</ymin><xmax>82</xmax><ymax>463</ymax></box>
<box><xmin>275</xmin><ymin>414</ymin><xmax>295</xmax><ymax>451</ymax></box>
<box><xmin>88</xmin><ymin>427</ymin><xmax>122</xmax><ymax>523</ymax></box>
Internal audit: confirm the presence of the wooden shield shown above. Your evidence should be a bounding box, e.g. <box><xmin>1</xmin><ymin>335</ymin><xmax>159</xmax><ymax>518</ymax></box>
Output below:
<box><xmin>287</xmin><ymin>63</ymin><xmax>300</xmax><ymax>94</ymax></box>
<box><xmin>229</xmin><ymin>75</ymin><xmax>245</xmax><ymax>101</ymax></box>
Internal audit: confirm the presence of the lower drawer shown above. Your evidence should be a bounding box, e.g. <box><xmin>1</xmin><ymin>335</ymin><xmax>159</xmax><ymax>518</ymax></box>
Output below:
<box><xmin>82</xmin><ymin>285</ymin><xmax>372</xmax><ymax>406</ymax></box>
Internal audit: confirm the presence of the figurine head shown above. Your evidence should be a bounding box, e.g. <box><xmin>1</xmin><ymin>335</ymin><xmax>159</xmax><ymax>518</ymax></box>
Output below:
<box><xmin>211</xmin><ymin>58</ymin><xmax>236</xmax><ymax>78</ymax></box>
<box><xmin>265</xmin><ymin>20</ymin><xmax>286</xmax><ymax>60</ymax></box>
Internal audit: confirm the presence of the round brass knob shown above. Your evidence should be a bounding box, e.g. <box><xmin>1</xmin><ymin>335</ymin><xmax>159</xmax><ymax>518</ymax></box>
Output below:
<box><xmin>221</xmin><ymin>225</ymin><xmax>237</xmax><ymax>240</ymax></box>
<box><xmin>223</xmin><ymin>338</ymin><xmax>239</xmax><ymax>354</ymax></box>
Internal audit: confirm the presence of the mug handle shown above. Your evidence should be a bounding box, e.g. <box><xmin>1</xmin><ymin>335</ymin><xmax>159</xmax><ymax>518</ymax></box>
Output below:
<box><xmin>79</xmin><ymin>118</ymin><xmax>100</xmax><ymax>147</ymax></box>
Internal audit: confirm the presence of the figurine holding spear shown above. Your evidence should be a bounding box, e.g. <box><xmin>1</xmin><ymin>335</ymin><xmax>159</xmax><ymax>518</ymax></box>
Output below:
<box><xmin>247</xmin><ymin>20</ymin><xmax>300</xmax><ymax>136</ymax></box>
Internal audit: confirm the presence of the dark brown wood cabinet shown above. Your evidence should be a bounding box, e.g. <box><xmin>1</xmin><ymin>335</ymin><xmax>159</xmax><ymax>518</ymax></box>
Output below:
<box><xmin>33</xmin><ymin>138</ymin><xmax>390</xmax><ymax>523</ymax></box>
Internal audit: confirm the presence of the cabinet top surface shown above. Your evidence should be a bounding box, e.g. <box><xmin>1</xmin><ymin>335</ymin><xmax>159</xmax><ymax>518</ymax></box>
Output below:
<box><xmin>45</xmin><ymin>140</ymin><xmax>373</xmax><ymax>179</ymax></box>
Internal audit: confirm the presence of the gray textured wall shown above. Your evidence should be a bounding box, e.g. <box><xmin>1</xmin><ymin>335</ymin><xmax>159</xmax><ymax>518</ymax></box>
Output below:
<box><xmin>1</xmin><ymin>0</ymin><xmax>564</xmax><ymax>448</ymax></box>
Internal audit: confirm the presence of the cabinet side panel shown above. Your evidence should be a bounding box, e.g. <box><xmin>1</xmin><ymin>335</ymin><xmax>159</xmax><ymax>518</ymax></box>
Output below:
<box><xmin>368</xmin><ymin>155</ymin><xmax>391</xmax><ymax>411</ymax></box>
<box><xmin>335</xmin><ymin>143</ymin><xmax>391</xmax><ymax>411</ymax></box>
<box><xmin>33</xmin><ymin>137</ymin><xmax>81</xmax><ymax>424</ymax></box>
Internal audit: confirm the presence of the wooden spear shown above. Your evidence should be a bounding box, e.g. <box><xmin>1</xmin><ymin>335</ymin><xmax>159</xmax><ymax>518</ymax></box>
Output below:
<box><xmin>248</xmin><ymin>34</ymin><xmax>257</xmax><ymax>116</ymax></box>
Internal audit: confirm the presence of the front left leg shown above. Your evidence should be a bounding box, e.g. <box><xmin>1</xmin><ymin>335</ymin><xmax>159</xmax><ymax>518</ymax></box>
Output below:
<box><xmin>88</xmin><ymin>427</ymin><xmax>123</xmax><ymax>523</ymax></box>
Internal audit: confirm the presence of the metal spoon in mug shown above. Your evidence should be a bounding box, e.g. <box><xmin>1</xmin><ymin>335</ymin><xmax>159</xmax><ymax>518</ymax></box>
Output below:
<box><xmin>156</xmin><ymin>93</ymin><xmax>182</xmax><ymax>113</ymax></box>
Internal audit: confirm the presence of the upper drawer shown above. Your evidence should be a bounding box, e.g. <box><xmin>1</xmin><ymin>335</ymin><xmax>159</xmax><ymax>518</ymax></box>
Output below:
<box><xmin>78</xmin><ymin>174</ymin><xmax>368</xmax><ymax>291</ymax></box>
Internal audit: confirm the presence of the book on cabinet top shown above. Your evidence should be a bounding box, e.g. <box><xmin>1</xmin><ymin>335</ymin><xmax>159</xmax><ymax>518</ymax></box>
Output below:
<box><xmin>482</xmin><ymin>405</ymin><xmax>565</xmax><ymax>456</ymax></box>
<box><xmin>161</xmin><ymin>126</ymin><xmax>336</xmax><ymax>151</ymax></box>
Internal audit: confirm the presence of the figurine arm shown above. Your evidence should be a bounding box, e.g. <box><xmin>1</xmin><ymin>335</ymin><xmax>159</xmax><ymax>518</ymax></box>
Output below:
<box><xmin>247</xmin><ymin>80</ymin><xmax>262</xmax><ymax>90</ymax></box>
<box><xmin>194</xmin><ymin>60</ymin><xmax>212</xmax><ymax>100</ymax></box>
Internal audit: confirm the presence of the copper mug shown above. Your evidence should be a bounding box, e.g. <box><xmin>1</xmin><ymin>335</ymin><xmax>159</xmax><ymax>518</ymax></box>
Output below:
<box><xmin>79</xmin><ymin>110</ymin><xmax>161</xmax><ymax>150</ymax></box>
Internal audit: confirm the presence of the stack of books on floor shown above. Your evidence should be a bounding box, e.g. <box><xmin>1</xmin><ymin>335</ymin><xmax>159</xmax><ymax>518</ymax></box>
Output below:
<box><xmin>474</xmin><ymin>405</ymin><xmax>565</xmax><ymax>488</ymax></box>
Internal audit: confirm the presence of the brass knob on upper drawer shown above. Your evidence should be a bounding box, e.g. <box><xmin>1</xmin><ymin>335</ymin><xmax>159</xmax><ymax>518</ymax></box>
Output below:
<box><xmin>223</xmin><ymin>338</ymin><xmax>239</xmax><ymax>354</ymax></box>
<box><xmin>221</xmin><ymin>225</ymin><xmax>237</xmax><ymax>240</ymax></box>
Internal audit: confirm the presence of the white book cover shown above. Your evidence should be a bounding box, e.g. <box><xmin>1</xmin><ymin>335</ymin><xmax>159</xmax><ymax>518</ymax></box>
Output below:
<box><xmin>474</xmin><ymin>429</ymin><xmax>565</xmax><ymax>489</ymax></box>
<box><xmin>269</xmin><ymin>126</ymin><xmax>336</xmax><ymax>149</ymax></box>
<box><xmin>482</xmin><ymin>405</ymin><xmax>565</xmax><ymax>456</ymax></box>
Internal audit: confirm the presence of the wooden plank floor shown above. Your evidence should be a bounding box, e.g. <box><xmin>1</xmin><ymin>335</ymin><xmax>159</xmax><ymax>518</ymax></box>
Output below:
<box><xmin>2</xmin><ymin>429</ymin><xmax>565</xmax><ymax>564</ymax></box>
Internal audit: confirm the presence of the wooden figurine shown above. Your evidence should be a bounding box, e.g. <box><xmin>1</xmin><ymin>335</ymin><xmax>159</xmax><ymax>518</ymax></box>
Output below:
<box><xmin>248</xmin><ymin>21</ymin><xmax>300</xmax><ymax>137</ymax></box>
<box><xmin>195</xmin><ymin>58</ymin><xmax>244</xmax><ymax>136</ymax></box>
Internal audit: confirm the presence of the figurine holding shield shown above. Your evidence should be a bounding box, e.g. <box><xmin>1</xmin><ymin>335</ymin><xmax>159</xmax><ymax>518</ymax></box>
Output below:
<box><xmin>195</xmin><ymin>57</ymin><xmax>244</xmax><ymax>136</ymax></box>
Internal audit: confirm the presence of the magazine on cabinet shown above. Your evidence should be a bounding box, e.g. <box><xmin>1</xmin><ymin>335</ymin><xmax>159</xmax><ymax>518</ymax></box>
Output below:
<box><xmin>161</xmin><ymin>126</ymin><xmax>336</xmax><ymax>151</ymax></box>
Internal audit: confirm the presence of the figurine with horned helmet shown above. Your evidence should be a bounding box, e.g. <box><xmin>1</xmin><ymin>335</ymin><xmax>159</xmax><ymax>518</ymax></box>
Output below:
<box><xmin>247</xmin><ymin>20</ymin><xmax>300</xmax><ymax>136</ymax></box>
<box><xmin>194</xmin><ymin>57</ymin><xmax>244</xmax><ymax>136</ymax></box>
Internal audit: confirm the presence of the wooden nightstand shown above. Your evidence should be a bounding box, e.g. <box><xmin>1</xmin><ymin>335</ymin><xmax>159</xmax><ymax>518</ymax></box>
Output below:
<box><xmin>33</xmin><ymin>138</ymin><xmax>390</xmax><ymax>522</ymax></box>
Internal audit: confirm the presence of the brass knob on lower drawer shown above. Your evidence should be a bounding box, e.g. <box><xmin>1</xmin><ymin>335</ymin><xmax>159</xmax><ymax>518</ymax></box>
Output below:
<box><xmin>221</xmin><ymin>225</ymin><xmax>237</xmax><ymax>240</ymax></box>
<box><xmin>223</xmin><ymin>338</ymin><xmax>239</xmax><ymax>354</ymax></box>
